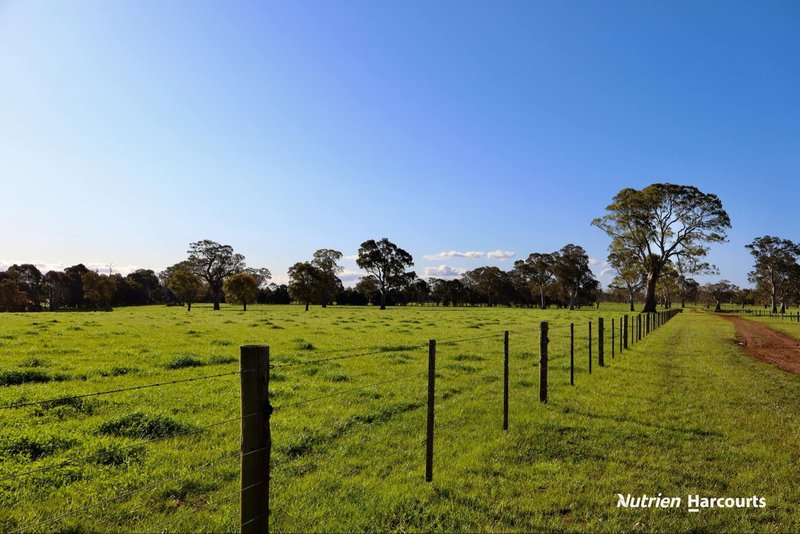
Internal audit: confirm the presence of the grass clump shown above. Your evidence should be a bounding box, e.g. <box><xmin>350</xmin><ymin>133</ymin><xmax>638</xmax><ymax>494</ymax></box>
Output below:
<box><xmin>165</xmin><ymin>355</ymin><xmax>205</xmax><ymax>370</ymax></box>
<box><xmin>98</xmin><ymin>412</ymin><xmax>195</xmax><ymax>439</ymax></box>
<box><xmin>20</xmin><ymin>357</ymin><xmax>49</xmax><ymax>368</ymax></box>
<box><xmin>0</xmin><ymin>370</ymin><xmax>66</xmax><ymax>386</ymax></box>
<box><xmin>99</xmin><ymin>366</ymin><xmax>138</xmax><ymax>377</ymax></box>
<box><xmin>93</xmin><ymin>443</ymin><xmax>146</xmax><ymax>466</ymax></box>
<box><xmin>2</xmin><ymin>435</ymin><xmax>77</xmax><ymax>460</ymax></box>
<box><xmin>33</xmin><ymin>396</ymin><xmax>98</xmax><ymax>418</ymax></box>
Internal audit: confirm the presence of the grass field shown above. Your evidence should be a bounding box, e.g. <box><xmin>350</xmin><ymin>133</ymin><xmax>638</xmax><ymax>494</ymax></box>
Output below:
<box><xmin>1</xmin><ymin>304</ymin><xmax>799</xmax><ymax>532</ymax></box>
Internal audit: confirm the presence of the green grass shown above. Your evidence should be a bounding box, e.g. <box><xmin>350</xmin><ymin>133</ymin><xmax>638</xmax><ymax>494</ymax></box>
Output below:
<box><xmin>0</xmin><ymin>304</ymin><xmax>799</xmax><ymax>532</ymax></box>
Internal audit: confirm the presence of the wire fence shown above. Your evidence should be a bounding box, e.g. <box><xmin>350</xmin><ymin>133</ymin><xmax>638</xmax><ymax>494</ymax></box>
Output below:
<box><xmin>0</xmin><ymin>309</ymin><xmax>682</xmax><ymax>533</ymax></box>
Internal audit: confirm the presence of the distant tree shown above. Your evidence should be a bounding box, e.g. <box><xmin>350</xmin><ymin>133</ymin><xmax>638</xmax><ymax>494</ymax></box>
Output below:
<box><xmin>63</xmin><ymin>264</ymin><xmax>89</xmax><ymax>308</ymax></box>
<box><xmin>5</xmin><ymin>264</ymin><xmax>44</xmax><ymax>311</ymax></box>
<box><xmin>552</xmin><ymin>244</ymin><xmax>597</xmax><ymax>310</ymax></box>
<box><xmin>288</xmin><ymin>262</ymin><xmax>321</xmax><ymax>311</ymax></box>
<box><xmin>746</xmin><ymin>235</ymin><xmax>800</xmax><ymax>314</ymax></box>
<box><xmin>593</xmin><ymin>184</ymin><xmax>731</xmax><ymax>312</ymax></box>
<box><xmin>125</xmin><ymin>269</ymin><xmax>162</xmax><ymax>305</ymax></box>
<box><xmin>703</xmin><ymin>280</ymin><xmax>739</xmax><ymax>311</ymax></box>
<box><xmin>223</xmin><ymin>272</ymin><xmax>259</xmax><ymax>311</ymax></box>
<box><xmin>167</xmin><ymin>267</ymin><xmax>205</xmax><ymax>311</ymax></box>
<box><xmin>43</xmin><ymin>270</ymin><xmax>68</xmax><ymax>311</ymax></box>
<box><xmin>607</xmin><ymin>250</ymin><xmax>645</xmax><ymax>312</ymax></box>
<box><xmin>187</xmin><ymin>240</ymin><xmax>246</xmax><ymax>310</ymax></box>
<box><xmin>0</xmin><ymin>280</ymin><xmax>28</xmax><ymax>312</ymax></box>
<box><xmin>310</xmin><ymin>249</ymin><xmax>344</xmax><ymax>307</ymax></box>
<box><xmin>262</xmin><ymin>283</ymin><xmax>291</xmax><ymax>304</ymax></box>
<box><xmin>462</xmin><ymin>266</ymin><xmax>514</xmax><ymax>307</ymax></box>
<box><xmin>513</xmin><ymin>253</ymin><xmax>554</xmax><ymax>309</ymax></box>
<box><xmin>355</xmin><ymin>276</ymin><xmax>381</xmax><ymax>305</ymax></box>
<box><xmin>356</xmin><ymin>238</ymin><xmax>414</xmax><ymax>310</ymax></box>
<box><xmin>82</xmin><ymin>271</ymin><xmax>116</xmax><ymax>311</ymax></box>
<box><xmin>245</xmin><ymin>267</ymin><xmax>272</xmax><ymax>289</ymax></box>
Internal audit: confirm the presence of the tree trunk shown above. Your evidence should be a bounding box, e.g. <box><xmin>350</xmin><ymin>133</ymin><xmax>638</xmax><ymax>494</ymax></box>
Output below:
<box><xmin>380</xmin><ymin>290</ymin><xmax>386</xmax><ymax>310</ymax></box>
<box><xmin>715</xmin><ymin>300</ymin><xmax>721</xmax><ymax>312</ymax></box>
<box><xmin>629</xmin><ymin>294</ymin><xmax>635</xmax><ymax>312</ymax></box>
<box><xmin>305</xmin><ymin>301</ymin><xmax>309</xmax><ymax>312</ymax></box>
<box><xmin>187</xmin><ymin>302</ymin><xmax>192</xmax><ymax>312</ymax></box>
<box><xmin>540</xmin><ymin>288</ymin><xmax>546</xmax><ymax>310</ymax></box>
<box><xmin>642</xmin><ymin>271</ymin><xmax>659</xmax><ymax>313</ymax></box>
<box><xmin>771</xmin><ymin>293</ymin><xmax>777</xmax><ymax>313</ymax></box>
<box><xmin>780</xmin><ymin>302</ymin><xmax>786</xmax><ymax>314</ymax></box>
<box><xmin>213</xmin><ymin>299</ymin><xmax>220</xmax><ymax>310</ymax></box>
<box><xmin>243</xmin><ymin>303</ymin><xmax>247</xmax><ymax>311</ymax></box>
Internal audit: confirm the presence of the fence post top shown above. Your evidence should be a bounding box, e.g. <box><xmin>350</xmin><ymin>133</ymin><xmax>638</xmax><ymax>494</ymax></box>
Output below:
<box><xmin>240</xmin><ymin>345</ymin><xmax>269</xmax><ymax>350</ymax></box>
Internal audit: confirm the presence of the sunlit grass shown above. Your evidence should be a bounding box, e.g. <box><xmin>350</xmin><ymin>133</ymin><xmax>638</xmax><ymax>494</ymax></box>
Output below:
<box><xmin>0</xmin><ymin>305</ymin><xmax>798</xmax><ymax>532</ymax></box>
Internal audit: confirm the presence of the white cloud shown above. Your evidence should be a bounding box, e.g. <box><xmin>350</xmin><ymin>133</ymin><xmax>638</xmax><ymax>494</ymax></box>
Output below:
<box><xmin>339</xmin><ymin>269</ymin><xmax>365</xmax><ymax>282</ymax></box>
<box><xmin>422</xmin><ymin>265</ymin><xmax>466</xmax><ymax>279</ymax></box>
<box><xmin>487</xmin><ymin>250</ymin><xmax>516</xmax><ymax>260</ymax></box>
<box><xmin>424</xmin><ymin>250</ymin><xmax>516</xmax><ymax>261</ymax></box>
<box><xmin>343</xmin><ymin>254</ymin><xmax>359</xmax><ymax>261</ymax></box>
<box><xmin>588</xmin><ymin>258</ymin><xmax>603</xmax><ymax>266</ymax></box>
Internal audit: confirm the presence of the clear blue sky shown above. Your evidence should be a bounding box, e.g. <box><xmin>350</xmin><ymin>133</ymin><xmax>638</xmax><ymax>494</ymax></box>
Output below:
<box><xmin>1</xmin><ymin>1</ymin><xmax>799</xmax><ymax>286</ymax></box>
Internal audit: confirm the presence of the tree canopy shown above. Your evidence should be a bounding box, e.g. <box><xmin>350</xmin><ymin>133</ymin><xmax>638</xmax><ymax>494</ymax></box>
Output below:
<box><xmin>356</xmin><ymin>238</ymin><xmax>414</xmax><ymax>310</ymax></box>
<box><xmin>187</xmin><ymin>240</ymin><xmax>245</xmax><ymax>310</ymax></box>
<box><xmin>592</xmin><ymin>183</ymin><xmax>730</xmax><ymax>312</ymax></box>
<box><xmin>746</xmin><ymin>235</ymin><xmax>800</xmax><ymax>313</ymax></box>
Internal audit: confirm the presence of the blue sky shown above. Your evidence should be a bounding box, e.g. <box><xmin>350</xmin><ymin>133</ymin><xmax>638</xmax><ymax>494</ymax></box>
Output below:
<box><xmin>1</xmin><ymin>1</ymin><xmax>799</xmax><ymax>286</ymax></box>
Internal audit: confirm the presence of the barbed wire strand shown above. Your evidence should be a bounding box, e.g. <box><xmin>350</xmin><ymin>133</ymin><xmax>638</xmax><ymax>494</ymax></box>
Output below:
<box><xmin>1</xmin><ymin>370</ymin><xmax>248</xmax><ymax>411</ymax></box>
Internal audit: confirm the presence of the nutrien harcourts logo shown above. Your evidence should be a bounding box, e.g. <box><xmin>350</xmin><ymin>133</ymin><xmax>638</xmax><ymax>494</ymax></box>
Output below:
<box><xmin>616</xmin><ymin>494</ymin><xmax>766</xmax><ymax>513</ymax></box>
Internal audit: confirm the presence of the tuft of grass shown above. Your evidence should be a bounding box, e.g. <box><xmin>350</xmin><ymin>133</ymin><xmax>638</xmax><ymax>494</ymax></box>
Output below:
<box><xmin>99</xmin><ymin>366</ymin><xmax>138</xmax><ymax>377</ymax></box>
<box><xmin>164</xmin><ymin>355</ymin><xmax>205</xmax><ymax>370</ymax></box>
<box><xmin>97</xmin><ymin>412</ymin><xmax>195</xmax><ymax>439</ymax></box>
<box><xmin>0</xmin><ymin>370</ymin><xmax>66</xmax><ymax>386</ymax></box>
<box><xmin>2</xmin><ymin>435</ymin><xmax>77</xmax><ymax>460</ymax></box>
<box><xmin>20</xmin><ymin>357</ymin><xmax>49</xmax><ymax>368</ymax></box>
<box><xmin>93</xmin><ymin>443</ymin><xmax>146</xmax><ymax>466</ymax></box>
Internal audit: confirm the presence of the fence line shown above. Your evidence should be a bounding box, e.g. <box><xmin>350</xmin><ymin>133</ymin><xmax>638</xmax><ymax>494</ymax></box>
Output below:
<box><xmin>2</xmin><ymin>308</ymin><xmax>683</xmax><ymax>533</ymax></box>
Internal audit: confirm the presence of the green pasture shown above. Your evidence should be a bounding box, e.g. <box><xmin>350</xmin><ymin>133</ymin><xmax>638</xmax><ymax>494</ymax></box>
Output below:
<box><xmin>1</xmin><ymin>305</ymin><xmax>799</xmax><ymax>532</ymax></box>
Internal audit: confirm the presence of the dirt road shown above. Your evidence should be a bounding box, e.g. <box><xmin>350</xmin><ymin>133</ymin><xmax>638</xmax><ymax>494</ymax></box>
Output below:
<box><xmin>720</xmin><ymin>315</ymin><xmax>800</xmax><ymax>374</ymax></box>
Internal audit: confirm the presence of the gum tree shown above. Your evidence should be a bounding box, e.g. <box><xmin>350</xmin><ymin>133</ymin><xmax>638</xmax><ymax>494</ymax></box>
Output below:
<box><xmin>356</xmin><ymin>238</ymin><xmax>414</xmax><ymax>310</ymax></box>
<box><xmin>592</xmin><ymin>184</ymin><xmax>730</xmax><ymax>313</ymax></box>
<box><xmin>187</xmin><ymin>240</ymin><xmax>245</xmax><ymax>310</ymax></box>
<box><xmin>746</xmin><ymin>235</ymin><xmax>800</xmax><ymax>313</ymax></box>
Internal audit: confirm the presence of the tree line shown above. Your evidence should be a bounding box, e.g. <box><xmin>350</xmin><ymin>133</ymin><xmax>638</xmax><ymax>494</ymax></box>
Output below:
<box><xmin>3</xmin><ymin>184</ymin><xmax>798</xmax><ymax>313</ymax></box>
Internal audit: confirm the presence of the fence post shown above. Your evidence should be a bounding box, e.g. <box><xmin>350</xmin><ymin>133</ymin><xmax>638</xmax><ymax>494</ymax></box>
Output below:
<box><xmin>426</xmin><ymin>339</ymin><xmax>436</xmax><ymax>482</ymax></box>
<box><xmin>503</xmin><ymin>331</ymin><xmax>509</xmax><ymax>431</ymax></box>
<box><xmin>646</xmin><ymin>313</ymin><xmax>650</xmax><ymax>335</ymax></box>
<box><xmin>539</xmin><ymin>322</ymin><xmax>548</xmax><ymax>403</ymax></box>
<box><xmin>611</xmin><ymin>318</ymin><xmax>615</xmax><ymax>359</ymax></box>
<box><xmin>598</xmin><ymin>318</ymin><xmax>604</xmax><ymax>367</ymax></box>
<box><xmin>240</xmin><ymin>345</ymin><xmax>270</xmax><ymax>534</ymax></box>
<box><xmin>623</xmin><ymin>315</ymin><xmax>628</xmax><ymax>349</ymax></box>
<box><xmin>588</xmin><ymin>321</ymin><xmax>592</xmax><ymax>374</ymax></box>
<box><xmin>638</xmin><ymin>315</ymin><xmax>642</xmax><ymax>341</ymax></box>
<box><xmin>570</xmin><ymin>323</ymin><xmax>574</xmax><ymax>386</ymax></box>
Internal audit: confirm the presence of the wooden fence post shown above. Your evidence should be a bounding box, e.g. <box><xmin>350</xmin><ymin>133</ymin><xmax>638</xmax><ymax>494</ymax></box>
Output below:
<box><xmin>598</xmin><ymin>318</ymin><xmax>604</xmax><ymax>367</ymax></box>
<box><xmin>539</xmin><ymin>322</ymin><xmax>548</xmax><ymax>403</ymax></box>
<box><xmin>588</xmin><ymin>321</ymin><xmax>592</xmax><ymax>374</ymax></box>
<box><xmin>503</xmin><ymin>331</ymin><xmax>509</xmax><ymax>431</ymax></box>
<box><xmin>240</xmin><ymin>345</ymin><xmax>270</xmax><ymax>534</ymax></box>
<box><xmin>570</xmin><ymin>323</ymin><xmax>574</xmax><ymax>386</ymax></box>
<box><xmin>623</xmin><ymin>315</ymin><xmax>628</xmax><ymax>349</ymax></box>
<box><xmin>426</xmin><ymin>339</ymin><xmax>436</xmax><ymax>482</ymax></box>
<box><xmin>611</xmin><ymin>318</ymin><xmax>615</xmax><ymax>359</ymax></box>
<box><xmin>646</xmin><ymin>313</ymin><xmax>650</xmax><ymax>335</ymax></box>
